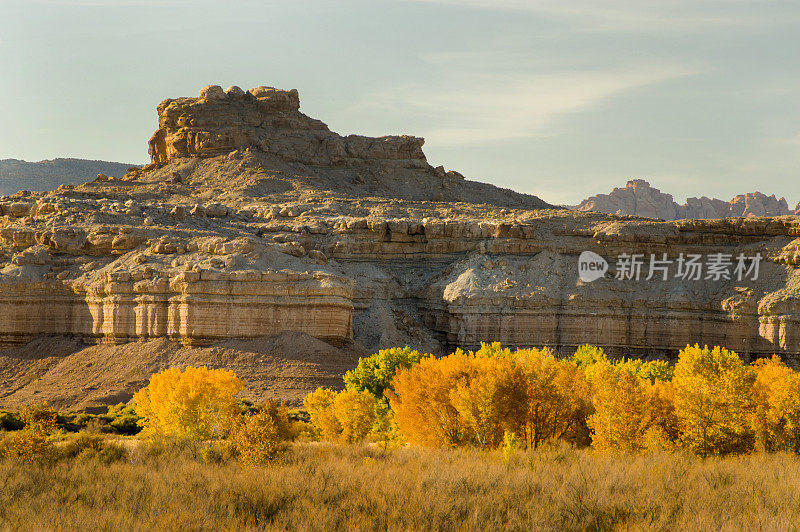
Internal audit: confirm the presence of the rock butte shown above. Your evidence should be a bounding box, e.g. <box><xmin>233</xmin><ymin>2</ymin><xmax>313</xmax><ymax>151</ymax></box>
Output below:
<box><xmin>0</xmin><ymin>84</ymin><xmax>799</xmax><ymax>380</ymax></box>
<box><xmin>576</xmin><ymin>179</ymin><xmax>799</xmax><ymax>220</ymax></box>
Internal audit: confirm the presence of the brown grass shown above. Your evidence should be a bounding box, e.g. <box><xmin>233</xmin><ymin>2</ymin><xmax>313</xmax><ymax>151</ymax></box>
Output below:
<box><xmin>1</xmin><ymin>441</ymin><xmax>800</xmax><ymax>530</ymax></box>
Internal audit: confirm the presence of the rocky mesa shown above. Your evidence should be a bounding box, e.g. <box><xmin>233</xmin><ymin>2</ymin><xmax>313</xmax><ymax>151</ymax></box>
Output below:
<box><xmin>576</xmin><ymin>179</ymin><xmax>799</xmax><ymax>220</ymax></box>
<box><xmin>1</xmin><ymin>85</ymin><xmax>800</xmax><ymax>409</ymax></box>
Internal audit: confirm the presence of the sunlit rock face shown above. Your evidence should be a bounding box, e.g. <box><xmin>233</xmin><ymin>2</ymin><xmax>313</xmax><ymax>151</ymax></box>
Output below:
<box><xmin>148</xmin><ymin>84</ymin><xmax>427</xmax><ymax>168</ymax></box>
<box><xmin>0</xmin><ymin>85</ymin><xmax>799</xmax><ymax>365</ymax></box>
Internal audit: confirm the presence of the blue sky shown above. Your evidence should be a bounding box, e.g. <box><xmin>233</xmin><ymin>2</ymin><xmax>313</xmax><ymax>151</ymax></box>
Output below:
<box><xmin>0</xmin><ymin>0</ymin><xmax>798</xmax><ymax>205</ymax></box>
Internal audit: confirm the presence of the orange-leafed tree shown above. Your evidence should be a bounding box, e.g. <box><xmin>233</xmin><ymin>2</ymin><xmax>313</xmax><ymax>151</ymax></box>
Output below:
<box><xmin>513</xmin><ymin>348</ymin><xmax>591</xmax><ymax>448</ymax></box>
<box><xmin>389</xmin><ymin>353</ymin><xmax>476</xmax><ymax>447</ymax></box>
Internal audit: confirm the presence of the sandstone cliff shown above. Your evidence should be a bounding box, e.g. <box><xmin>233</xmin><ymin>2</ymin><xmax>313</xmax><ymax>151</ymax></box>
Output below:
<box><xmin>1</xmin><ymin>85</ymin><xmax>799</xmax><ymax>409</ymax></box>
<box><xmin>576</xmin><ymin>179</ymin><xmax>795</xmax><ymax>220</ymax></box>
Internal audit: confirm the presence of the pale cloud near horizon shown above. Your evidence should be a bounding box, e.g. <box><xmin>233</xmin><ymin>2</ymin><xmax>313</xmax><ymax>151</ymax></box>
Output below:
<box><xmin>407</xmin><ymin>0</ymin><xmax>800</xmax><ymax>31</ymax></box>
<box><xmin>359</xmin><ymin>66</ymin><xmax>698</xmax><ymax>146</ymax></box>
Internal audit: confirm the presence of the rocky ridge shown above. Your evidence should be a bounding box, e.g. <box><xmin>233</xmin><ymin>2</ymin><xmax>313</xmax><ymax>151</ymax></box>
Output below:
<box><xmin>0</xmin><ymin>158</ymin><xmax>135</xmax><ymax>196</ymax></box>
<box><xmin>576</xmin><ymin>179</ymin><xmax>798</xmax><ymax>220</ymax></box>
<box><xmin>1</xmin><ymin>85</ymin><xmax>799</xmax><ymax>409</ymax></box>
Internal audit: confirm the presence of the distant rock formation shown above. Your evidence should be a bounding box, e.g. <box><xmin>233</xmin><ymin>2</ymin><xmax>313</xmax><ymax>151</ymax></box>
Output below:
<box><xmin>576</xmin><ymin>179</ymin><xmax>795</xmax><ymax>220</ymax></box>
<box><xmin>0</xmin><ymin>158</ymin><xmax>135</xmax><ymax>196</ymax></box>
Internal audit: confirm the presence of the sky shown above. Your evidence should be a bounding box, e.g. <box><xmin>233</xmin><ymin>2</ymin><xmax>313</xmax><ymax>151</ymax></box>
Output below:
<box><xmin>0</xmin><ymin>0</ymin><xmax>798</xmax><ymax>206</ymax></box>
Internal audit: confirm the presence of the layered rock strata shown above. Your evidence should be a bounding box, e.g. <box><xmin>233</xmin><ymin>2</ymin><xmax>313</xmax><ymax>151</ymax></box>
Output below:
<box><xmin>0</xmin><ymin>85</ymin><xmax>799</xmax><ymax>366</ymax></box>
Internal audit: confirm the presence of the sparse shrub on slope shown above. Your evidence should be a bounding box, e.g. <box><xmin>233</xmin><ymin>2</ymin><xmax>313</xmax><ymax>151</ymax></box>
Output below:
<box><xmin>134</xmin><ymin>366</ymin><xmax>244</xmax><ymax>444</ymax></box>
<box><xmin>672</xmin><ymin>344</ymin><xmax>755</xmax><ymax>457</ymax></box>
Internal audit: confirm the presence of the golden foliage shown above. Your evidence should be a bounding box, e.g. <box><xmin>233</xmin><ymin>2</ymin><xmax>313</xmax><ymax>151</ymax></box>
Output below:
<box><xmin>751</xmin><ymin>356</ymin><xmax>800</xmax><ymax>452</ymax></box>
<box><xmin>672</xmin><ymin>344</ymin><xmax>754</xmax><ymax>456</ymax></box>
<box><xmin>303</xmin><ymin>387</ymin><xmax>342</xmax><ymax>441</ymax></box>
<box><xmin>333</xmin><ymin>389</ymin><xmax>377</xmax><ymax>443</ymax></box>
<box><xmin>0</xmin><ymin>402</ymin><xmax>57</xmax><ymax>463</ymax></box>
<box><xmin>133</xmin><ymin>366</ymin><xmax>244</xmax><ymax>442</ymax></box>
<box><xmin>588</xmin><ymin>361</ymin><xmax>679</xmax><ymax>453</ymax></box>
<box><xmin>229</xmin><ymin>399</ymin><xmax>291</xmax><ymax>466</ymax></box>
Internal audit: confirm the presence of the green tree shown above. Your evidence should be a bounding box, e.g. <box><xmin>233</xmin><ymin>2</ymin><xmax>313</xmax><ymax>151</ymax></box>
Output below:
<box><xmin>343</xmin><ymin>347</ymin><xmax>425</xmax><ymax>404</ymax></box>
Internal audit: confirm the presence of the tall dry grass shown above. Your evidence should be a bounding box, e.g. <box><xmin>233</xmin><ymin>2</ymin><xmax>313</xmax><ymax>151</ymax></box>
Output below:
<box><xmin>2</xmin><ymin>441</ymin><xmax>800</xmax><ymax>530</ymax></box>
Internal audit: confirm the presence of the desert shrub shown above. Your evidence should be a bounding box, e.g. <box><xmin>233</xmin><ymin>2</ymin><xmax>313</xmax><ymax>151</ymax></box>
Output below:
<box><xmin>0</xmin><ymin>411</ymin><xmax>23</xmax><ymax>431</ymax></box>
<box><xmin>672</xmin><ymin>344</ymin><xmax>754</xmax><ymax>456</ymax></box>
<box><xmin>134</xmin><ymin>366</ymin><xmax>244</xmax><ymax>443</ymax></box>
<box><xmin>344</xmin><ymin>347</ymin><xmax>425</xmax><ymax>404</ymax></box>
<box><xmin>750</xmin><ymin>356</ymin><xmax>800</xmax><ymax>452</ymax></box>
<box><xmin>102</xmin><ymin>403</ymin><xmax>142</xmax><ymax>435</ymax></box>
<box><xmin>61</xmin><ymin>433</ymin><xmax>128</xmax><ymax>464</ymax></box>
<box><xmin>0</xmin><ymin>402</ymin><xmax>58</xmax><ymax>463</ymax></box>
<box><xmin>229</xmin><ymin>400</ymin><xmax>292</xmax><ymax>466</ymax></box>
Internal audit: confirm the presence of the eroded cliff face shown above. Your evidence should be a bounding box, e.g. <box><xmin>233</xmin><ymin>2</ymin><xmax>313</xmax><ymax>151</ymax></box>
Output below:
<box><xmin>576</xmin><ymin>179</ymin><xmax>796</xmax><ymax>220</ymax></box>
<box><xmin>1</xmin><ymin>85</ymin><xmax>799</xmax><ymax>372</ymax></box>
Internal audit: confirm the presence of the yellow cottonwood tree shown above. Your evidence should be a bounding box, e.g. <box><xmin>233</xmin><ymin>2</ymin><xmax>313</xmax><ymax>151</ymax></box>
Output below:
<box><xmin>303</xmin><ymin>387</ymin><xmax>342</xmax><ymax>441</ymax></box>
<box><xmin>751</xmin><ymin>356</ymin><xmax>800</xmax><ymax>452</ymax></box>
<box><xmin>134</xmin><ymin>366</ymin><xmax>244</xmax><ymax>442</ymax></box>
<box><xmin>588</xmin><ymin>361</ymin><xmax>650</xmax><ymax>452</ymax></box>
<box><xmin>390</xmin><ymin>353</ymin><xmax>475</xmax><ymax>447</ymax></box>
<box><xmin>333</xmin><ymin>389</ymin><xmax>377</xmax><ymax>443</ymax></box>
<box><xmin>672</xmin><ymin>345</ymin><xmax>754</xmax><ymax>456</ymax></box>
<box><xmin>450</xmin><ymin>356</ymin><xmax>513</xmax><ymax>450</ymax></box>
<box><xmin>514</xmin><ymin>348</ymin><xmax>591</xmax><ymax>448</ymax></box>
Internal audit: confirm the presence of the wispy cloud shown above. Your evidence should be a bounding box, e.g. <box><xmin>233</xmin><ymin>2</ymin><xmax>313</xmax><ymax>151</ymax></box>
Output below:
<box><xmin>406</xmin><ymin>0</ymin><xmax>800</xmax><ymax>32</ymax></box>
<box><xmin>359</xmin><ymin>66</ymin><xmax>697</xmax><ymax>146</ymax></box>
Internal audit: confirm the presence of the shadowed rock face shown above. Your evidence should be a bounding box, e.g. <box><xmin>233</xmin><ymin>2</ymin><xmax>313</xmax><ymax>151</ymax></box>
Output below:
<box><xmin>148</xmin><ymin>85</ymin><xmax>427</xmax><ymax>168</ymax></box>
<box><xmin>576</xmin><ymin>179</ymin><xmax>794</xmax><ymax>220</ymax></box>
<box><xmin>2</xmin><ymin>84</ymin><xmax>800</xmax><ymax>412</ymax></box>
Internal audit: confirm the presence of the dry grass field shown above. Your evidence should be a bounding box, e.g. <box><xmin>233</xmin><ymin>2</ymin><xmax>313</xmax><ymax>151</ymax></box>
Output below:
<box><xmin>2</xmin><ymin>441</ymin><xmax>800</xmax><ymax>531</ymax></box>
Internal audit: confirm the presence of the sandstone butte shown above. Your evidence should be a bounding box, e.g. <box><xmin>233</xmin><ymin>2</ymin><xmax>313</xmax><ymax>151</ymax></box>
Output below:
<box><xmin>1</xmin><ymin>84</ymin><xmax>799</xmax><ymax>409</ymax></box>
